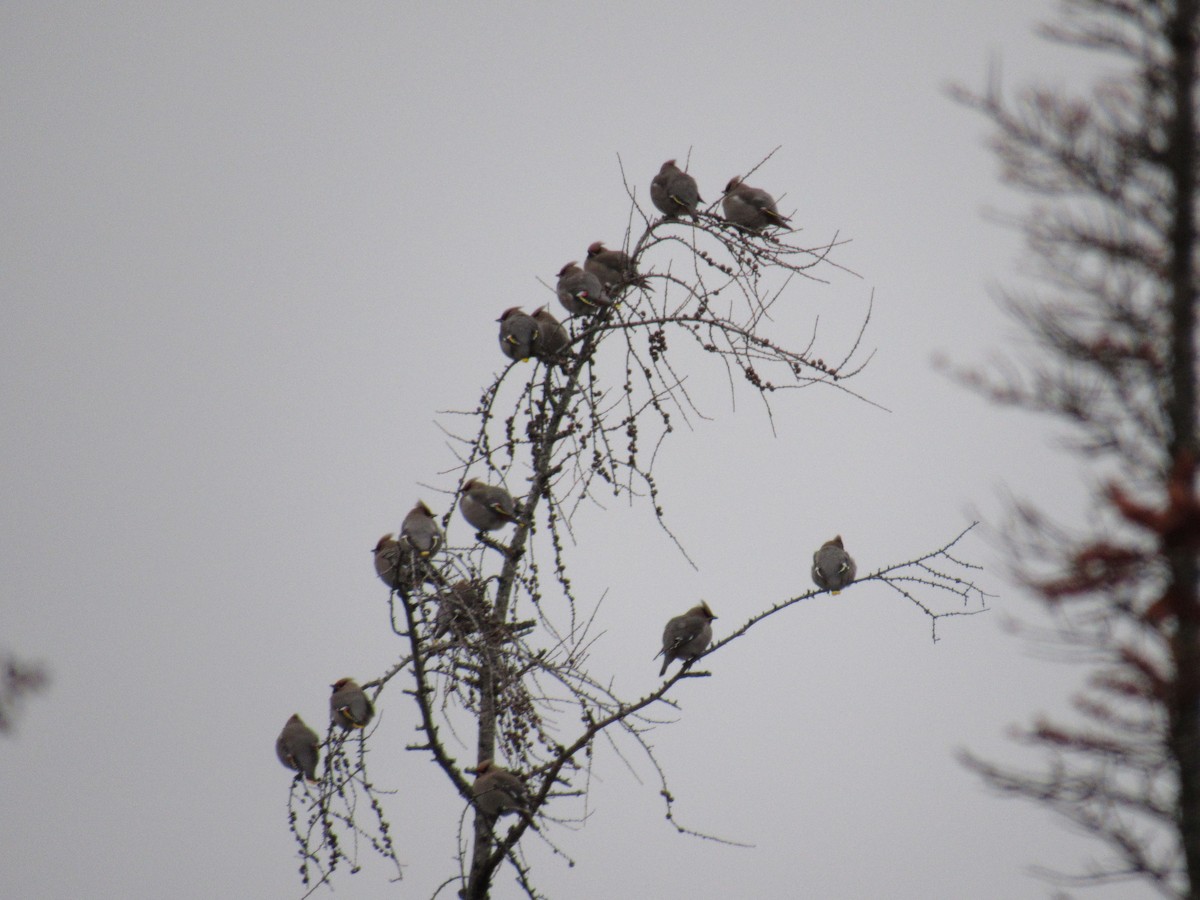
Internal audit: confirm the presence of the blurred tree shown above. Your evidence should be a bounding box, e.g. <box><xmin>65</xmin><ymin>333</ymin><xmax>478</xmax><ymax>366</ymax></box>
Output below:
<box><xmin>282</xmin><ymin>153</ymin><xmax>987</xmax><ymax>898</ymax></box>
<box><xmin>953</xmin><ymin>0</ymin><xmax>1200</xmax><ymax>895</ymax></box>
<box><xmin>0</xmin><ymin>653</ymin><xmax>47</xmax><ymax>735</ymax></box>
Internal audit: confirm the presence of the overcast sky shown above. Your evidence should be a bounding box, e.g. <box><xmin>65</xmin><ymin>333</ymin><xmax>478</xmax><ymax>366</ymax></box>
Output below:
<box><xmin>1</xmin><ymin>2</ymin><xmax>1152</xmax><ymax>898</ymax></box>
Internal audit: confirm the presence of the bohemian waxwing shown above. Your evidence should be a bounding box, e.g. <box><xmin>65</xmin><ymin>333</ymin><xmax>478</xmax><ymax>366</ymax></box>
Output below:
<box><xmin>472</xmin><ymin>759</ymin><xmax>535</xmax><ymax>823</ymax></box>
<box><xmin>657</xmin><ymin>602</ymin><xmax>717</xmax><ymax>676</ymax></box>
<box><xmin>373</xmin><ymin>533</ymin><xmax>410</xmax><ymax>590</ymax></box>
<box><xmin>584</xmin><ymin>241</ymin><xmax>645</xmax><ymax>290</ymax></box>
<box><xmin>650</xmin><ymin>159</ymin><xmax>703</xmax><ymax>218</ymax></box>
<box><xmin>459</xmin><ymin>479</ymin><xmax>518</xmax><ymax>531</ymax></box>
<box><xmin>555</xmin><ymin>262</ymin><xmax>611</xmax><ymax>317</ymax></box>
<box><xmin>497</xmin><ymin>307</ymin><xmax>540</xmax><ymax>362</ymax></box>
<box><xmin>432</xmin><ymin>580</ymin><xmax>488</xmax><ymax>640</ymax></box>
<box><xmin>276</xmin><ymin>713</ymin><xmax>320</xmax><ymax>782</ymax></box>
<box><xmin>721</xmin><ymin>177</ymin><xmax>792</xmax><ymax>232</ymax></box>
<box><xmin>400</xmin><ymin>501</ymin><xmax>443</xmax><ymax>558</ymax></box>
<box><xmin>330</xmin><ymin>677</ymin><xmax>375</xmax><ymax>730</ymax></box>
<box><xmin>532</xmin><ymin>306</ymin><xmax>569</xmax><ymax>359</ymax></box>
<box><xmin>811</xmin><ymin>535</ymin><xmax>857</xmax><ymax>594</ymax></box>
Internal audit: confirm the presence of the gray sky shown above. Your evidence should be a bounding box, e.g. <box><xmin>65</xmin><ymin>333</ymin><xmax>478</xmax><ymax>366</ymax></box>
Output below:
<box><xmin>1</xmin><ymin>2</ymin><xmax>1148</xmax><ymax>898</ymax></box>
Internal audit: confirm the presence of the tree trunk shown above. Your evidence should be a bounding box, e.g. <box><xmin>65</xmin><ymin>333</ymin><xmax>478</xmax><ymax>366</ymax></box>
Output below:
<box><xmin>1164</xmin><ymin>2</ymin><xmax>1200</xmax><ymax>896</ymax></box>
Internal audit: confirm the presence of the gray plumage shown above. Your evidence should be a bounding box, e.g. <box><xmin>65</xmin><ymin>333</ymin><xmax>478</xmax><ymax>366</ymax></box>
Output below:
<box><xmin>657</xmin><ymin>602</ymin><xmax>717</xmax><ymax>676</ymax></box>
<box><xmin>812</xmin><ymin>535</ymin><xmax>856</xmax><ymax>594</ymax></box>
<box><xmin>497</xmin><ymin>307</ymin><xmax>540</xmax><ymax>362</ymax></box>
<box><xmin>650</xmin><ymin>159</ymin><xmax>702</xmax><ymax>218</ymax></box>
<box><xmin>721</xmin><ymin>177</ymin><xmax>791</xmax><ymax>232</ymax></box>
<box><xmin>276</xmin><ymin>714</ymin><xmax>320</xmax><ymax>782</ymax></box>
<box><xmin>532</xmin><ymin>306</ymin><xmax>569</xmax><ymax>359</ymax></box>
<box><xmin>433</xmin><ymin>580</ymin><xmax>488</xmax><ymax>640</ymax></box>
<box><xmin>330</xmin><ymin>678</ymin><xmax>375</xmax><ymax>730</ymax></box>
<box><xmin>373</xmin><ymin>533</ymin><xmax>408</xmax><ymax>589</ymax></box>
<box><xmin>400</xmin><ymin>500</ymin><xmax>442</xmax><ymax>557</ymax></box>
<box><xmin>459</xmin><ymin>479</ymin><xmax>518</xmax><ymax>531</ymax></box>
<box><xmin>584</xmin><ymin>241</ymin><xmax>644</xmax><ymax>290</ymax></box>
<box><xmin>556</xmin><ymin>262</ymin><xmax>611</xmax><ymax>317</ymax></box>
<box><xmin>373</xmin><ymin>532</ymin><xmax>435</xmax><ymax>592</ymax></box>
<box><xmin>472</xmin><ymin>759</ymin><xmax>534</xmax><ymax>823</ymax></box>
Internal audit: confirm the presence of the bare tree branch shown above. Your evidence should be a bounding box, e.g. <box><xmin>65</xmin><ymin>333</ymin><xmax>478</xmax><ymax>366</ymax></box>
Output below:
<box><xmin>280</xmin><ymin>152</ymin><xmax>988</xmax><ymax>899</ymax></box>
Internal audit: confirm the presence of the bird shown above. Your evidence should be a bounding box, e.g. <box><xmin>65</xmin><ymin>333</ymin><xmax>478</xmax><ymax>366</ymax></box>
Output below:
<box><xmin>811</xmin><ymin>535</ymin><xmax>857</xmax><ymax>594</ymax></box>
<box><xmin>400</xmin><ymin>500</ymin><xmax>442</xmax><ymax>558</ymax></box>
<box><xmin>497</xmin><ymin>307</ymin><xmax>540</xmax><ymax>362</ymax></box>
<box><xmin>657</xmin><ymin>602</ymin><xmax>717</xmax><ymax>676</ymax></box>
<box><xmin>721</xmin><ymin>177</ymin><xmax>791</xmax><ymax>232</ymax></box>
<box><xmin>276</xmin><ymin>714</ymin><xmax>320</xmax><ymax>782</ymax></box>
<box><xmin>650</xmin><ymin>159</ymin><xmax>703</xmax><ymax>218</ymax></box>
<box><xmin>556</xmin><ymin>262</ymin><xmax>611</xmax><ymax>317</ymax></box>
<box><xmin>472</xmin><ymin>759</ymin><xmax>535</xmax><ymax>824</ymax></box>
<box><xmin>532</xmin><ymin>306</ymin><xmax>569</xmax><ymax>359</ymax></box>
<box><xmin>373</xmin><ymin>533</ymin><xmax>410</xmax><ymax>590</ymax></box>
<box><xmin>432</xmin><ymin>580</ymin><xmax>487</xmax><ymax>640</ymax></box>
<box><xmin>459</xmin><ymin>479</ymin><xmax>518</xmax><ymax>531</ymax></box>
<box><xmin>330</xmin><ymin>678</ymin><xmax>375</xmax><ymax>730</ymax></box>
<box><xmin>584</xmin><ymin>241</ymin><xmax>644</xmax><ymax>290</ymax></box>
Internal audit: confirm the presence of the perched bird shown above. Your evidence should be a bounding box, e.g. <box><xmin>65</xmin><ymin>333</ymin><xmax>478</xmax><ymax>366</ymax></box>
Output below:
<box><xmin>432</xmin><ymin>580</ymin><xmax>488</xmax><ymax>641</ymax></box>
<box><xmin>276</xmin><ymin>714</ymin><xmax>320</xmax><ymax>782</ymax></box>
<box><xmin>556</xmin><ymin>262</ymin><xmax>611</xmax><ymax>317</ymax></box>
<box><xmin>721</xmin><ymin>177</ymin><xmax>791</xmax><ymax>232</ymax></box>
<box><xmin>657</xmin><ymin>602</ymin><xmax>717</xmax><ymax>676</ymax></box>
<box><xmin>400</xmin><ymin>500</ymin><xmax>442</xmax><ymax>558</ymax></box>
<box><xmin>811</xmin><ymin>535</ymin><xmax>857</xmax><ymax>594</ymax></box>
<box><xmin>532</xmin><ymin>306</ymin><xmax>569</xmax><ymax>359</ymax></box>
<box><xmin>650</xmin><ymin>159</ymin><xmax>703</xmax><ymax>218</ymax></box>
<box><xmin>472</xmin><ymin>759</ymin><xmax>535</xmax><ymax>824</ymax></box>
<box><xmin>584</xmin><ymin>241</ymin><xmax>644</xmax><ymax>290</ymax></box>
<box><xmin>330</xmin><ymin>678</ymin><xmax>375</xmax><ymax>730</ymax></box>
<box><xmin>497</xmin><ymin>307</ymin><xmax>540</xmax><ymax>362</ymax></box>
<box><xmin>459</xmin><ymin>479</ymin><xmax>518</xmax><ymax>531</ymax></box>
<box><xmin>373</xmin><ymin>533</ymin><xmax>410</xmax><ymax>590</ymax></box>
